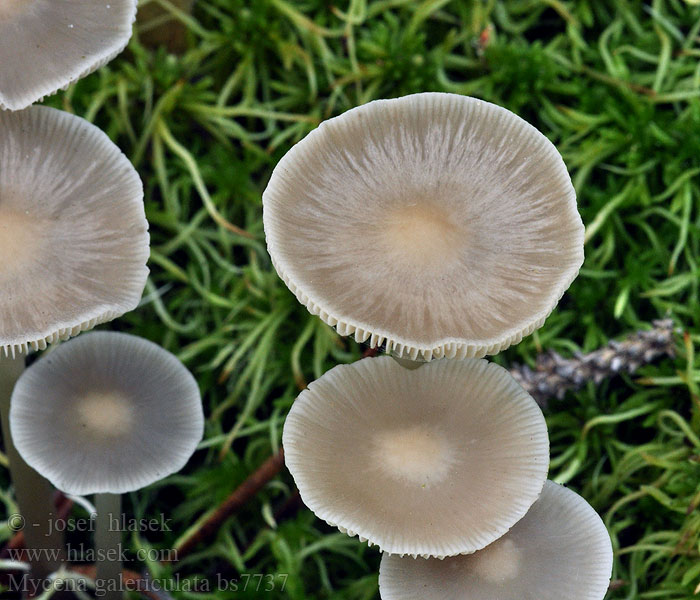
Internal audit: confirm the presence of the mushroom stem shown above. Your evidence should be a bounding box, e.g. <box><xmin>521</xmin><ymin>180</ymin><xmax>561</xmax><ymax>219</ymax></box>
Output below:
<box><xmin>0</xmin><ymin>353</ymin><xmax>65</xmax><ymax>581</ymax></box>
<box><xmin>389</xmin><ymin>354</ymin><xmax>426</xmax><ymax>370</ymax></box>
<box><xmin>95</xmin><ymin>493</ymin><xmax>123</xmax><ymax>600</ymax></box>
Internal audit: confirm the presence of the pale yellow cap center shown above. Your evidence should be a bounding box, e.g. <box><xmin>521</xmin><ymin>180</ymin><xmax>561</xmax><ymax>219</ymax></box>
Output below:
<box><xmin>383</xmin><ymin>204</ymin><xmax>462</xmax><ymax>270</ymax></box>
<box><xmin>0</xmin><ymin>206</ymin><xmax>43</xmax><ymax>279</ymax></box>
<box><xmin>374</xmin><ymin>425</ymin><xmax>454</xmax><ymax>486</ymax></box>
<box><xmin>469</xmin><ymin>537</ymin><xmax>521</xmax><ymax>583</ymax></box>
<box><xmin>77</xmin><ymin>392</ymin><xmax>134</xmax><ymax>437</ymax></box>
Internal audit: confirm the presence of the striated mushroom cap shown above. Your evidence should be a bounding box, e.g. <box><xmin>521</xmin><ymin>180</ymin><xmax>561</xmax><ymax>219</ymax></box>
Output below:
<box><xmin>282</xmin><ymin>356</ymin><xmax>549</xmax><ymax>558</ymax></box>
<box><xmin>379</xmin><ymin>481</ymin><xmax>613</xmax><ymax>600</ymax></box>
<box><xmin>0</xmin><ymin>106</ymin><xmax>149</xmax><ymax>357</ymax></box>
<box><xmin>10</xmin><ymin>332</ymin><xmax>204</xmax><ymax>495</ymax></box>
<box><xmin>0</xmin><ymin>0</ymin><xmax>137</xmax><ymax>111</ymax></box>
<box><xmin>264</xmin><ymin>92</ymin><xmax>584</xmax><ymax>361</ymax></box>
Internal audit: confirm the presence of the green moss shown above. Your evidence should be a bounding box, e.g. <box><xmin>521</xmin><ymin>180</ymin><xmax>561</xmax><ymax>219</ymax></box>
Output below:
<box><xmin>2</xmin><ymin>0</ymin><xmax>700</xmax><ymax>598</ymax></box>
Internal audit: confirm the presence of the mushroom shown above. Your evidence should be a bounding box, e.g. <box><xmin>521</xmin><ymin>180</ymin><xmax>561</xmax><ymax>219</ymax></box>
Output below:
<box><xmin>0</xmin><ymin>105</ymin><xmax>148</xmax><ymax>580</ymax></box>
<box><xmin>0</xmin><ymin>105</ymin><xmax>149</xmax><ymax>357</ymax></box>
<box><xmin>282</xmin><ymin>356</ymin><xmax>549</xmax><ymax>558</ymax></box>
<box><xmin>263</xmin><ymin>92</ymin><xmax>584</xmax><ymax>361</ymax></box>
<box><xmin>9</xmin><ymin>331</ymin><xmax>204</xmax><ymax>599</ymax></box>
<box><xmin>0</xmin><ymin>0</ymin><xmax>138</xmax><ymax>110</ymax></box>
<box><xmin>379</xmin><ymin>480</ymin><xmax>613</xmax><ymax>600</ymax></box>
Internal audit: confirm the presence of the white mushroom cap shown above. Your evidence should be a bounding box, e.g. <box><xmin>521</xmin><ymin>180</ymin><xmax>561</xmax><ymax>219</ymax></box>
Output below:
<box><xmin>379</xmin><ymin>481</ymin><xmax>613</xmax><ymax>600</ymax></box>
<box><xmin>263</xmin><ymin>93</ymin><xmax>584</xmax><ymax>361</ymax></box>
<box><xmin>0</xmin><ymin>1</ymin><xmax>137</xmax><ymax>111</ymax></box>
<box><xmin>282</xmin><ymin>356</ymin><xmax>549</xmax><ymax>558</ymax></box>
<box><xmin>10</xmin><ymin>332</ymin><xmax>204</xmax><ymax>495</ymax></box>
<box><xmin>0</xmin><ymin>106</ymin><xmax>149</xmax><ymax>357</ymax></box>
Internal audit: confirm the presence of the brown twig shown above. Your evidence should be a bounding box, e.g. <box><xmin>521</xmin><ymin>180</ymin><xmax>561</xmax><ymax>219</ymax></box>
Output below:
<box><xmin>173</xmin><ymin>449</ymin><xmax>286</xmax><ymax>560</ymax></box>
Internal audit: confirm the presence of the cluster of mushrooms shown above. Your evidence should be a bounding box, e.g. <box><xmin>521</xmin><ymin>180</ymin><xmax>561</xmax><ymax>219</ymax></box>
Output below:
<box><xmin>263</xmin><ymin>93</ymin><xmax>614</xmax><ymax>598</ymax></box>
<box><xmin>1</xmin><ymin>2</ymin><xmax>204</xmax><ymax>599</ymax></box>
<box><xmin>0</xmin><ymin>3</ymin><xmax>615</xmax><ymax>599</ymax></box>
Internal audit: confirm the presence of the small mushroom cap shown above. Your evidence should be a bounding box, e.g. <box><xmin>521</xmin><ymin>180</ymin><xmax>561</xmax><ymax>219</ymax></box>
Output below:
<box><xmin>10</xmin><ymin>332</ymin><xmax>204</xmax><ymax>495</ymax></box>
<box><xmin>282</xmin><ymin>356</ymin><xmax>549</xmax><ymax>558</ymax></box>
<box><xmin>263</xmin><ymin>93</ymin><xmax>584</xmax><ymax>361</ymax></box>
<box><xmin>0</xmin><ymin>106</ymin><xmax>149</xmax><ymax>357</ymax></box>
<box><xmin>0</xmin><ymin>0</ymin><xmax>137</xmax><ymax>111</ymax></box>
<box><xmin>379</xmin><ymin>481</ymin><xmax>613</xmax><ymax>600</ymax></box>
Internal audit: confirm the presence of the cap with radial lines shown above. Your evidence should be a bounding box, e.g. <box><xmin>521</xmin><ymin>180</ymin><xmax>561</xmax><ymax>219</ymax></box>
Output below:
<box><xmin>10</xmin><ymin>332</ymin><xmax>204</xmax><ymax>495</ymax></box>
<box><xmin>379</xmin><ymin>480</ymin><xmax>613</xmax><ymax>600</ymax></box>
<box><xmin>0</xmin><ymin>0</ymin><xmax>137</xmax><ymax>111</ymax></box>
<box><xmin>0</xmin><ymin>106</ymin><xmax>149</xmax><ymax>356</ymax></box>
<box><xmin>282</xmin><ymin>356</ymin><xmax>549</xmax><ymax>558</ymax></box>
<box><xmin>263</xmin><ymin>92</ymin><xmax>584</xmax><ymax>360</ymax></box>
